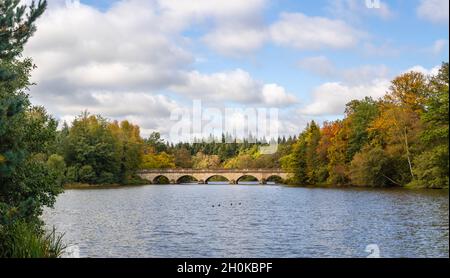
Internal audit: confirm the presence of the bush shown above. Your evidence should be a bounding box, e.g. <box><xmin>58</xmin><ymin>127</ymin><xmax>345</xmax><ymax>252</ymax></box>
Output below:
<box><xmin>350</xmin><ymin>146</ymin><xmax>398</xmax><ymax>187</ymax></box>
<box><xmin>407</xmin><ymin>146</ymin><xmax>449</xmax><ymax>189</ymax></box>
<box><xmin>78</xmin><ymin>165</ymin><xmax>95</xmax><ymax>183</ymax></box>
<box><xmin>97</xmin><ymin>171</ymin><xmax>116</xmax><ymax>184</ymax></box>
<box><xmin>124</xmin><ymin>175</ymin><xmax>150</xmax><ymax>185</ymax></box>
<box><xmin>0</xmin><ymin>221</ymin><xmax>66</xmax><ymax>258</ymax></box>
<box><xmin>65</xmin><ymin>166</ymin><xmax>78</xmax><ymax>183</ymax></box>
<box><xmin>47</xmin><ymin>154</ymin><xmax>66</xmax><ymax>186</ymax></box>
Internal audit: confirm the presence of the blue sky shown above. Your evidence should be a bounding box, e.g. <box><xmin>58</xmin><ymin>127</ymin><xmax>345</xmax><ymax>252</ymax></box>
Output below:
<box><xmin>24</xmin><ymin>0</ymin><xmax>449</xmax><ymax>139</ymax></box>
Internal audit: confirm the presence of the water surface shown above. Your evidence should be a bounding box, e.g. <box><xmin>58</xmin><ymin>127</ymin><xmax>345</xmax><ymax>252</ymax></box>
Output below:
<box><xmin>42</xmin><ymin>184</ymin><xmax>449</xmax><ymax>258</ymax></box>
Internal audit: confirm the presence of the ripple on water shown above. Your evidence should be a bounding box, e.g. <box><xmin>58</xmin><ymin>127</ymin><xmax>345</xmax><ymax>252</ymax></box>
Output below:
<box><xmin>42</xmin><ymin>185</ymin><xmax>449</xmax><ymax>258</ymax></box>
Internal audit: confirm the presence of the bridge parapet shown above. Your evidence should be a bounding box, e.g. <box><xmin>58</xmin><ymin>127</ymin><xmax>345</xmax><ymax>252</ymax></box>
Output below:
<box><xmin>137</xmin><ymin>168</ymin><xmax>291</xmax><ymax>184</ymax></box>
<box><xmin>139</xmin><ymin>168</ymin><xmax>288</xmax><ymax>173</ymax></box>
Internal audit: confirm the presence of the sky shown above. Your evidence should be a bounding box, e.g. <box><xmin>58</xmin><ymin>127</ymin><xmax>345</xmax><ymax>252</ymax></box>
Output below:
<box><xmin>23</xmin><ymin>0</ymin><xmax>449</xmax><ymax>140</ymax></box>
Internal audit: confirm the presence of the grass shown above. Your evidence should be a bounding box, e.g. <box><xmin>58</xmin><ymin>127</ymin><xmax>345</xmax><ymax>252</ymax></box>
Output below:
<box><xmin>0</xmin><ymin>221</ymin><xmax>66</xmax><ymax>258</ymax></box>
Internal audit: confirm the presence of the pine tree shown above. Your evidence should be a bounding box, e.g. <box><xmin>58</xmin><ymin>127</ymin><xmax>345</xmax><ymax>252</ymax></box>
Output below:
<box><xmin>0</xmin><ymin>0</ymin><xmax>47</xmax><ymax>60</ymax></box>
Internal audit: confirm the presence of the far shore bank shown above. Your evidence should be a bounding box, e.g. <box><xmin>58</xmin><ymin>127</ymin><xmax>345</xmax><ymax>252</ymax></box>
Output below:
<box><xmin>64</xmin><ymin>182</ymin><xmax>149</xmax><ymax>189</ymax></box>
<box><xmin>63</xmin><ymin>182</ymin><xmax>449</xmax><ymax>190</ymax></box>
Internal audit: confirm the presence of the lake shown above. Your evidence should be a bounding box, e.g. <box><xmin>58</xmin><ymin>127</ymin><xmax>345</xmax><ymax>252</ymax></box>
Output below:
<box><xmin>42</xmin><ymin>184</ymin><xmax>449</xmax><ymax>258</ymax></box>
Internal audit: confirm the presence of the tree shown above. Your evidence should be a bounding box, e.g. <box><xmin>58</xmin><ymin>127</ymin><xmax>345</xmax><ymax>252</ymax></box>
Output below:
<box><xmin>0</xmin><ymin>0</ymin><xmax>47</xmax><ymax>60</ymax></box>
<box><xmin>192</xmin><ymin>152</ymin><xmax>220</xmax><ymax>169</ymax></box>
<box><xmin>63</xmin><ymin>112</ymin><xmax>120</xmax><ymax>184</ymax></box>
<box><xmin>141</xmin><ymin>151</ymin><xmax>175</xmax><ymax>169</ymax></box>
<box><xmin>316</xmin><ymin>121</ymin><xmax>340</xmax><ymax>183</ymax></box>
<box><xmin>350</xmin><ymin>145</ymin><xmax>398</xmax><ymax>187</ymax></box>
<box><xmin>280</xmin><ymin>128</ymin><xmax>308</xmax><ymax>185</ymax></box>
<box><xmin>145</xmin><ymin>132</ymin><xmax>167</xmax><ymax>153</ymax></box>
<box><xmin>1</xmin><ymin>0</ymin><xmax>61</xmax><ymax>221</ymax></box>
<box><xmin>108</xmin><ymin>120</ymin><xmax>143</xmax><ymax>183</ymax></box>
<box><xmin>344</xmin><ymin>97</ymin><xmax>379</xmax><ymax>161</ymax></box>
<box><xmin>173</xmin><ymin>147</ymin><xmax>193</xmax><ymax>168</ymax></box>
<box><xmin>0</xmin><ymin>1</ymin><xmax>65</xmax><ymax>257</ymax></box>
<box><xmin>304</xmin><ymin>121</ymin><xmax>321</xmax><ymax>184</ymax></box>
<box><xmin>409</xmin><ymin>63</ymin><xmax>449</xmax><ymax>188</ymax></box>
<box><xmin>326</xmin><ymin>120</ymin><xmax>350</xmax><ymax>185</ymax></box>
<box><xmin>46</xmin><ymin>154</ymin><xmax>66</xmax><ymax>187</ymax></box>
<box><xmin>369</xmin><ymin>72</ymin><xmax>427</xmax><ymax>184</ymax></box>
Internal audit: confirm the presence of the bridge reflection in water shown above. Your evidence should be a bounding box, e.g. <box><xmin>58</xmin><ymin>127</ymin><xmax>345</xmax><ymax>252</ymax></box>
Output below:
<box><xmin>138</xmin><ymin>169</ymin><xmax>291</xmax><ymax>184</ymax></box>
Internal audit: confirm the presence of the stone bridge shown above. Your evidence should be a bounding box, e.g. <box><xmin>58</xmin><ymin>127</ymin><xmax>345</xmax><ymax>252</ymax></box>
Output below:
<box><xmin>137</xmin><ymin>169</ymin><xmax>291</xmax><ymax>184</ymax></box>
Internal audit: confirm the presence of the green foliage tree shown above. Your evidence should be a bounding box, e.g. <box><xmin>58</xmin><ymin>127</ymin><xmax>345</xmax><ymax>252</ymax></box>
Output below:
<box><xmin>344</xmin><ymin>97</ymin><xmax>379</xmax><ymax>160</ymax></box>
<box><xmin>350</xmin><ymin>145</ymin><xmax>399</xmax><ymax>187</ymax></box>
<box><xmin>46</xmin><ymin>154</ymin><xmax>66</xmax><ymax>187</ymax></box>
<box><xmin>0</xmin><ymin>0</ymin><xmax>47</xmax><ymax>60</ymax></box>
<box><xmin>63</xmin><ymin>113</ymin><xmax>120</xmax><ymax>184</ymax></box>
<box><xmin>280</xmin><ymin>130</ymin><xmax>308</xmax><ymax>184</ymax></box>
<box><xmin>1</xmin><ymin>1</ymin><xmax>65</xmax><ymax>258</ymax></box>
<box><xmin>108</xmin><ymin>120</ymin><xmax>143</xmax><ymax>183</ymax></box>
<box><xmin>62</xmin><ymin>113</ymin><xmax>144</xmax><ymax>184</ymax></box>
<box><xmin>408</xmin><ymin>63</ymin><xmax>449</xmax><ymax>188</ymax></box>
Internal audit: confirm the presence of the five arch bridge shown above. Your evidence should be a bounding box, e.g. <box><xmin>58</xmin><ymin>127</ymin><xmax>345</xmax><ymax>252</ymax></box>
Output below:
<box><xmin>138</xmin><ymin>169</ymin><xmax>291</xmax><ymax>184</ymax></box>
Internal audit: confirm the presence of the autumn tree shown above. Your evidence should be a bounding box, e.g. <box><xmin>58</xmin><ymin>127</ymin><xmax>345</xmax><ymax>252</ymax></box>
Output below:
<box><xmin>192</xmin><ymin>152</ymin><xmax>221</xmax><ymax>169</ymax></box>
<box><xmin>108</xmin><ymin>120</ymin><xmax>143</xmax><ymax>183</ymax></box>
<box><xmin>326</xmin><ymin>120</ymin><xmax>349</xmax><ymax>185</ymax></box>
<box><xmin>173</xmin><ymin>147</ymin><xmax>193</xmax><ymax>168</ymax></box>
<box><xmin>369</xmin><ymin>72</ymin><xmax>427</xmax><ymax>184</ymax></box>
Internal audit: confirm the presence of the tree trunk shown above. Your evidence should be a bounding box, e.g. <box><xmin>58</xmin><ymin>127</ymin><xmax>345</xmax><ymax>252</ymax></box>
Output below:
<box><xmin>403</xmin><ymin>127</ymin><xmax>415</xmax><ymax>180</ymax></box>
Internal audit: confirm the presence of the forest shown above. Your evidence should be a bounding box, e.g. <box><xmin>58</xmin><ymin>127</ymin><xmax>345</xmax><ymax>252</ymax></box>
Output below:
<box><xmin>12</xmin><ymin>61</ymin><xmax>447</xmax><ymax>190</ymax></box>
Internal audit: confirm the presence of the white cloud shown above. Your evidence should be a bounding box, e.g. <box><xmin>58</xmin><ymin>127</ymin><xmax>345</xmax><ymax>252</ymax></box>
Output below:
<box><xmin>171</xmin><ymin>69</ymin><xmax>297</xmax><ymax>106</ymax></box>
<box><xmin>340</xmin><ymin>65</ymin><xmax>390</xmax><ymax>85</ymax></box>
<box><xmin>202</xmin><ymin>8</ymin><xmax>367</xmax><ymax>56</ymax></box>
<box><xmin>298</xmin><ymin>56</ymin><xmax>390</xmax><ymax>84</ymax></box>
<box><xmin>31</xmin><ymin>89</ymin><xmax>182</xmax><ymax>137</ymax></box>
<box><xmin>300</xmin><ymin>63</ymin><xmax>442</xmax><ymax>117</ymax></box>
<box><xmin>262</xmin><ymin>84</ymin><xmax>298</xmax><ymax>106</ymax></box>
<box><xmin>417</xmin><ymin>0</ymin><xmax>449</xmax><ymax>24</ymax></box>
<box><xmin>24</xmin><ymin>0</ymin><xmax>294</xmax><ymax>138</ymax></box>
<box><xmin>300</xmin><ymin>79</ymin><xmax>390</xmax><ymax>116</ymax></box>
<box><xmin>269</xmin><ymin>12</ymin><xmax>363</xmax><ymax>50</ymax></box>
<box><xmin>156</xmin><ymin>0</ymin><xmax>267</xmax><ymax>26</ymax></box>
<box><xmin>26</xmin><ymin>1</ymin><xmax>192</xmax><ymax>91</ymax></box>
<box><xmin>172</xmin><ymin>69</ymin><xmax>261</xmax><ymax>103</ymax></box>
<box><xmin>156</xmin><ymin>0</ymin><xmax>269</xmax><ymax>56</ymax></box>
<box><xmin>202</xmin><ymin>25</ymin><xmax>268</xmax><ymax>56</ymax></box>
<box><xmin>20</xmin><ymin>0</ymin><xmax>395</xmax><ymax>139</ymax></box>
<box><xmin>405</xmin><ymin>65</ymin><xmax>441</xmax><ymax>76</ymax></box>
<box><xmin>328</xmin><ymin>0</ymin><xmax>393</xmax><ymax>22</ymax></box>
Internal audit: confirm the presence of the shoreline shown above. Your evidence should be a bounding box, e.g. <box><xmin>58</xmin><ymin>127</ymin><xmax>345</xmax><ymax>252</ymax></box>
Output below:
<box><xmin>63</xmin><ymin>182</ymin><xmax>149</xmax><ymax>189</ymax></box>
<box><xmin>63</xmin><ymin>182</ymin><xmax>449</xmax><ymax>190</ymax></box>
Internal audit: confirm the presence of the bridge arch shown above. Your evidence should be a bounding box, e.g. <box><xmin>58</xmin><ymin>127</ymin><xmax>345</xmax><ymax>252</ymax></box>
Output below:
<box><xmin>205</xmin><ymin>175</ymin><xmax>229</xmax><ymax>184</ymax></box>
<box><xmin>138</xmin><ymin>169</ymin><xmax>290</xmax><ymax>185</ymax></box>
<box><xmin>236</xmin><ymin>175</ymin><xmax>259</xmax><ymax>184</ymax></box>
<box><xmin>153</xmin><ymin>175</ymin><xmax>170</xmax><ymax>184</ymax></box>
<box><xmin>176</xmin><ymin>175</ymin><xmax>198</xmax><ymax>184</ymax></box>
<box><xmin>266</xmin><ymin>175</ymin><xmax>284</xmax><ymax>184</ymax></box>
